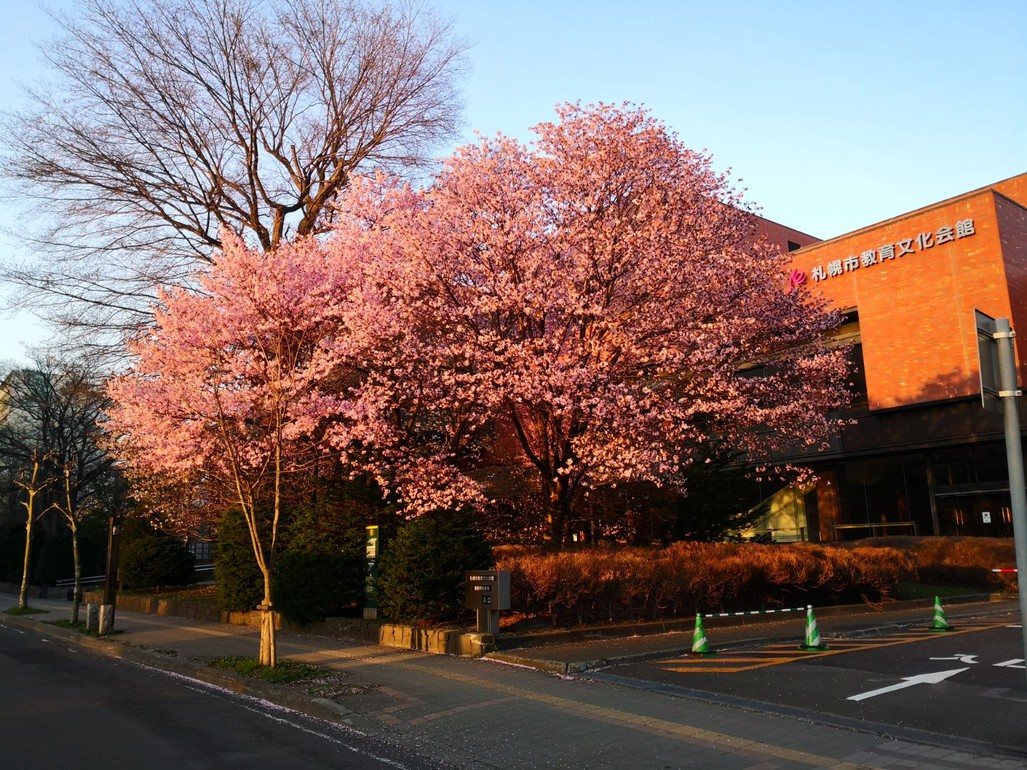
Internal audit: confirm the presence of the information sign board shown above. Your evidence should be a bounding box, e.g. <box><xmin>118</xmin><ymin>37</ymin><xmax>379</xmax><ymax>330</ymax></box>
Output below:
<box><xmin>464</xmin><ymin>570</ymin><xmax>511</xmax><ymax>611</ymax></box>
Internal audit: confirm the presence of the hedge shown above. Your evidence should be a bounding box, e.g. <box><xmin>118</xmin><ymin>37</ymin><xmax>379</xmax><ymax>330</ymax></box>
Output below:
<box><xmin>495</xmin><ymin>542</ymin><xmax>921</xmax><ymax>626</ymax></box>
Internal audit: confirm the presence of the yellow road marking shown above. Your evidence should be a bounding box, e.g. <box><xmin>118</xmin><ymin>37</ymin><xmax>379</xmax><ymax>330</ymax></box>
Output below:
<box><xmin>658</xmin><ymin>623</ymin><xmax>1008</xmax><ymax>673</ymax></box>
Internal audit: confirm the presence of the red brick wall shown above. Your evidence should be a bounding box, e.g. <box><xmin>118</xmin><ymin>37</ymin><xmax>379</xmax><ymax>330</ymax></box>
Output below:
<box><xmin>992</xmin><ymin>174</ymin><xmax>1027</xmax><ymax>208</ymax></box>
<box><xmin>996</xmin><ymin>196</ymin><xmax>1027</xmax><ymax>387</ymax></box>
<box><xmin>755</xmin><ymin>216</ymin><xmax>820</xmax><ymax>252</ymax></box>
<box><xmin>789</xmin><ymin>190</ymin><xmax>1015</xmax><ymax>410</ymax></box>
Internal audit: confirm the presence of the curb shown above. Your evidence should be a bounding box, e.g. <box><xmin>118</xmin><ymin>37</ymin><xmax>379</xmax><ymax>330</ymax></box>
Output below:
<box><xmin>487</xmin><ymin>594</ymin><xmax>1018</xmax><ymax>673</ymax></box>
<box><xmin>0</xmin><ymin>611</ymin><xmax>354</xmax><ymax>726</ymax></box>
<box><xmin>494</xmin><ymin>592</ymin><xmax>1010</xmax><ymax>650</ymax></box>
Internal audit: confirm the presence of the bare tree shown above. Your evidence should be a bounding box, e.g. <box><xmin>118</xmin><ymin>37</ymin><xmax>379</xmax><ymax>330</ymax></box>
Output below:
<box><xmin>0</xmin><ymin>358</ymin><xmax>117</xmax><ymax>615</ymax></box>
<box><xmin>14</xmin><ymin>451</ymin><xmax>55</xmax><ymax>610</ymax></box>
<box><xmin>0</xmin><ymin>0</ymin><xmax>466</xmax><ymax>348</ymax></box>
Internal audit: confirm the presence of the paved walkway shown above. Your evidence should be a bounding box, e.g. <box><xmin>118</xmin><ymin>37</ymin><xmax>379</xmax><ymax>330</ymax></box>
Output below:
<box><xmin>2</xmin><ymin>591</ymin><xmax>1025</xmax><ymax>770</ymax></box>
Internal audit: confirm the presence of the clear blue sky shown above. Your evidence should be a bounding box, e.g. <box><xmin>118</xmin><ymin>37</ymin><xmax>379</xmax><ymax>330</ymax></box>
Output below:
<box><xmin>1</xmin><ymin>0</ymin><xmax>1025</xmax><ymax>364</ymax></box>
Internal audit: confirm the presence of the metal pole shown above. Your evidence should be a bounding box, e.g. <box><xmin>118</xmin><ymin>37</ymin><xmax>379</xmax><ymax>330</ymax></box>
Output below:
<box><xmin>100</xmin><ymin>515</ymin><xmax>121</xmax><ymax>634</ymax></box>
<box><xmin>994</xmin><ymin>317</ymin><xmax>1027</xmax><ymax>688</ymax></box>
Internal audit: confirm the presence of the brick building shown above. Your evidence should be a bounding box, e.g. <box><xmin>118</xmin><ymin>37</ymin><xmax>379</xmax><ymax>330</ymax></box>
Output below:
<box><xmin>759</xmin><ymin>173</ymin><xmax>1027</xmax><ymax>542</ymax></box>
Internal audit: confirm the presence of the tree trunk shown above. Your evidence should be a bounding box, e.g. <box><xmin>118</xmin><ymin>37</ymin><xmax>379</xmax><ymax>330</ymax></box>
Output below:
<box><xmin>258</xmin><ymin>571</ymin><xmax>276</xmax><ymax>668</ymax></box>
<box><xmin>544</xmin><ymin>476</ymin><xmax>572</xmax><ymax>550</ymax></box>
<box><xmin>19</xmin><ymin>505</ymin><xmax>32</xmax><ymax>610</ymax></box>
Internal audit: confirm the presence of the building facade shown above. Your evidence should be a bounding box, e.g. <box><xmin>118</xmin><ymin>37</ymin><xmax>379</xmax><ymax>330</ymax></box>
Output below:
<box><xmin>762</xmin><ymin>174</ymin><xmax>1027</xmax><ymax>542</ymax></box>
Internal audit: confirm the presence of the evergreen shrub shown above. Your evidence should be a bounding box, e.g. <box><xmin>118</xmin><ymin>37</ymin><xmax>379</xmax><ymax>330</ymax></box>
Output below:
<box><xmin>214</xmin><ymin>508</ymin><xmax>264</xmax><ymax>612</ymax></box>
<box><xmin>376</xmin><ymin>510</ymin><xmax>493</xmax><ymax>622</ymax></box>
<box><xmin>272</xmin><ymin>490</ymin><xmax>372</xmax><ymax>624</ymax></box>
<box><xmin>118</xmin><ymin>518</ymin><xmax>195</xmax><ymax>590</ymax></box>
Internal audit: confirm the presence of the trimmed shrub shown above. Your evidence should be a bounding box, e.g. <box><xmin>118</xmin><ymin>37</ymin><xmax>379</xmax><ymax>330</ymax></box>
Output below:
<box><xmin>118</xmin><ymin>518</ymin><xmax>195</xmax><ymax>590</ymax></box>
<box><xmin>376</xmin><ymin>510</ymin><xmax>493</xmax><ymax>622</ymax></box>
<box><xmin>214</xmin><ymin>508</ymin><xmax>264</xmax><ymax>613</ymax></box>
<box><xmin>272</xmin><ymin>490</ymin><xmax>374</xmax><ymax>624</ymax></box>
<box><xmin>841</xmin><ymin>535</ymin><xmax>1016</xmax><ymax>592</ymax></box>
<box><xmin>497</xmin><ymin>541</ymin><xmax>920</xmax><ymax>626</ymax></box>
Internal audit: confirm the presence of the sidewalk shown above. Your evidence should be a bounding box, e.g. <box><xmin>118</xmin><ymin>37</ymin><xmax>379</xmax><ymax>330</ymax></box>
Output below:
<box><xmin>2</xmin><ymin>591</ymin><xmax>1024</xmax><ymax>770</ymax></box>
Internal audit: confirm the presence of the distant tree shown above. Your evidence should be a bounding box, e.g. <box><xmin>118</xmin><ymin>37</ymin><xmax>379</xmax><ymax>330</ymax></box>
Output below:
<box><xmin>0</xmin><ymin>0</ymin><xmax>465</xmax><ymax>350</ymax></box>
<box><xmin>328</xmin><ymin>103</ymin><xmax>851</xmax><ymax>546</ymax></box>
<box><xmin>0</xmin><ymin>357</ymin><xmax>117</xmax><ymax>619</ymax></box>
<box><xmin>106</xmin><ymin>234</ymin><xmax>348</xmax><ymax>667</ymax></box>
<box><xmin>14</xmin><ymin>451</ymin><xmax>54</xmax><ymax>609</ymax></box>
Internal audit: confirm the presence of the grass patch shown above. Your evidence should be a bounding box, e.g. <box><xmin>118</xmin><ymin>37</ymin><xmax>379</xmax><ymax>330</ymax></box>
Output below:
<box><xmin>42</xmin><ymin>619</ymin><xmax>122</xmax><ymax>637</ymax></box>
<box><xmin>209</xmin><ymin>656</ymin><xmax>329</xmax><ymax>685</ymax></box>
<box><xmin>3</xmin><ymin>606</ymin><xmax>49</xmax><ymax>616</ymax></box>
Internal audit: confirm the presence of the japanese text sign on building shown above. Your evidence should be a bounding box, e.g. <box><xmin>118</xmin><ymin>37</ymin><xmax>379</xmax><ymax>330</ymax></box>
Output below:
<box><xmin>464</xmin><ymin>570</ymin><xmax>511</xmax><ymax>610</ymax></box>
<box><xmin>799</xmin><ymin>218</ymin><xmax>976</xmax><ymax>285</ymax></box>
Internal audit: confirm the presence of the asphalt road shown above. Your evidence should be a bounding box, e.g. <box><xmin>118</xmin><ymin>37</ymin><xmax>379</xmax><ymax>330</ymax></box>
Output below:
<box><xmin>0</xmin><ymin>622</ymin><xmax>447</xmax><ymax>770</ymax></box>
<box><xmin>590</xmin><ymin>617</ymin><xmax>1027</xmax><ymax>756</ymax></box>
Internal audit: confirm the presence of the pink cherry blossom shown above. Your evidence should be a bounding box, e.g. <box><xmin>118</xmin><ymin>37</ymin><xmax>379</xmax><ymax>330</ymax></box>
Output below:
<box><xmin>326</xmin><ymin>103</ymin><xmax>851</xmax><ymax>545</ymax></box>
<box><xmin>106</xmin><ymin>233</ymin><xmax>348</xmax><ymax>665</ymax></box>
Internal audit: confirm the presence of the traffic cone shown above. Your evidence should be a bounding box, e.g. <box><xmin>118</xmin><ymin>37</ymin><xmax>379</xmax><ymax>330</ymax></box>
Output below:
<box><xmin>928</xmin><ymin>596</ymin><xmax>954</xmax><ymax>632</ymax></box>
<box><xmin>798</xmin><ymin>605</ymin><xmax>829</xmax><ymax>651</ymax></box>
<box><xmin>690</xmin><ymin>613</ymin><xmax>715</xmax><ymax>656</ymax></box>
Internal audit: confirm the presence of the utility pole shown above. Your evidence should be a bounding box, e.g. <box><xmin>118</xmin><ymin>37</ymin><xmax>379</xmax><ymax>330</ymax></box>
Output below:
<box><xmin>99</xmin><ymin>515</ymin><xmax>121</xmax><ymax>634</ymax></box>
<box><xmin>976</xmin><ymin>311</ymin><xmax>1027</xmax><ymax>688</ymax></box>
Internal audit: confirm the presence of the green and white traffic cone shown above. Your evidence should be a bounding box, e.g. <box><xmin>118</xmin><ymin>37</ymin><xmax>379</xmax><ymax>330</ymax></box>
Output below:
<box><xmin>690</xmin><ymin>613</ymin><xmax>715</xmax><ymax>656</ymax></box>
<box><xmin>798</xmin><ymin>605</ymin><xmax>829</xmax><ymax>651</ymax></box>
<box><xmin>928</xmin><ymin>596</ymin><xmax>954</xmax><ymax>632</ymax></box>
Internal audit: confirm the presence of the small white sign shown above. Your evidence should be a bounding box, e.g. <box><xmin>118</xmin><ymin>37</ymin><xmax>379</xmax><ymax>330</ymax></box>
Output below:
<box><xmin>982</xmin><ymin>511</ymin><xmax>992</xmax><ymax>523</ymax></box>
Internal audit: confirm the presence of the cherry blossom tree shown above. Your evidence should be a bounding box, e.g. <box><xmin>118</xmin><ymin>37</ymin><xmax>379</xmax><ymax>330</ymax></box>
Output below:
<box><xmin>106</xmin><ymin>234</ymin><xmax>346</xmax><ymax>666</ymax></box>
<box><xmin>328</xmin><ymin>103</ymin><xmax>851</xmax><ymax>545</ymax></box>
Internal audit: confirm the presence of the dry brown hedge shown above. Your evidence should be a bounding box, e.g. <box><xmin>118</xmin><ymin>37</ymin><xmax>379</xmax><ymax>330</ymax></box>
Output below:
<box><xmin>839</xmin><ymin>536</ymin><xmax>1017</xmax><ymax>591</ymax></box>
<box><xmin>494</xmin><ymin>537</ymin><xmax>1013</xmax><ymax>627</ymax></box>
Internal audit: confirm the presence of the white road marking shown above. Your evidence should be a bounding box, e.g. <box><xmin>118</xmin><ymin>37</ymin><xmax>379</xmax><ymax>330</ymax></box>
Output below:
<box><xmin>847</xmin><ymin>668</ymin><xmax>969</xmax><ymax>702</ymax></box>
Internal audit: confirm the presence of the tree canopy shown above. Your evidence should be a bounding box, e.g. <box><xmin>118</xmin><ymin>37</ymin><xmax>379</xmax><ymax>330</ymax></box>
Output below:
<box><xmin>326</xmin><ymin>103</ymin><xmax>851</xmax><ymax>543</ymax></box>
<box><xmin>106</xmin><ymin>103</ymin><xmax>852</xmax><ymax>560</ymax></box>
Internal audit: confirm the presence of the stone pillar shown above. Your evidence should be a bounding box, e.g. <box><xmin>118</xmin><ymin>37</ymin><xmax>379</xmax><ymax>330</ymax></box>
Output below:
<box><xmin>85</xmin><ymin>603</ymin><xmax>99</xmax><ymax>631</ymax></box>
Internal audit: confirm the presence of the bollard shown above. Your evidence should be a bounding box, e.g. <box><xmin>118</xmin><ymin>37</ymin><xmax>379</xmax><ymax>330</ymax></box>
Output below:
<box><xmin>85</xmin><ymin>603</ymin><xmax>99</xmax><ymax>631</ymax></box>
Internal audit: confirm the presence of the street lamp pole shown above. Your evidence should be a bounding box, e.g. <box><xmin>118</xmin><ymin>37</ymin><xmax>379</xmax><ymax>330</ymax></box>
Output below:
<box><xmin>990</xmin><ymin>317</ymin><xmax>1027</xmax><ymax>689</ymax></box>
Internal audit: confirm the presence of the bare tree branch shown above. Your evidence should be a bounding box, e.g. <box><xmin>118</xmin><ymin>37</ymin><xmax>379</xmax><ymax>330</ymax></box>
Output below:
<box><xmin>0</xmin><ymin>0</ymin><xmax>466</xmax><ymax>354</ymax></box>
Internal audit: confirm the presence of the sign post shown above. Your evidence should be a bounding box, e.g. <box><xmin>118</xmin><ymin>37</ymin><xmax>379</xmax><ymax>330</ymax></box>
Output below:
<box><xmin>465</xmin><ymin>570</ymin><xmax>511</xmax><ymax>635</ymax></box>
<box><xmin>363</xmin><ymin>525</ymin><xmax>380</xmax><ymax>620</ymax></box>
<box><xmin>975</xmin><ymin>310</ymin><xmax>1027</xmax><ymax>687</ymax></box>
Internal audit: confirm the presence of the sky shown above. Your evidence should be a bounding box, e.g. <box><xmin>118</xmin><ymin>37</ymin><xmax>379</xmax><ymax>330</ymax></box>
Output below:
<box><xmin>0</xmin><ymin>0</ymin><xmax>1025</xmax><ymax>364</ymax></box>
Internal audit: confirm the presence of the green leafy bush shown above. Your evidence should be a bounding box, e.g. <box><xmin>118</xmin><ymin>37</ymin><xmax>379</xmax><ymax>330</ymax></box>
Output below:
<box><xmin>273</xmin><ymin>478</ymin><xmax>394</xmax><ymax>624</ymax></box>
<box><xmin>214</xmin><ymin>508</ymin><xmax>264</xmax><ymax>613</ymax></box>
<box><xmin>376</xmin><ymin>510</ymin><xmax>493</xmax><ymax>622</ymax></box>
<box><xmin>215</xmin><ymin>479</ymin><xmax>396</xmax><ymax>622</ymax></box>
<box><xmin>118</xmin><ymin>519</ymin><xmax>195</xmax><ymax>590</ymax></box>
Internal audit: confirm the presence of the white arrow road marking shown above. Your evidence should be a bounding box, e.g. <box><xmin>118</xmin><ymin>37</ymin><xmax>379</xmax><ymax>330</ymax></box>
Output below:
<box><xmin>930</xmin><ymin>654</ymin><xmax>978</xmax><ymax>664</ymax></box>
<box><xmin>994</xmin><ymin>658</ymin><xmax>1026</xmax><ymax>669</ymax></box>
<box><xmin>847</xmin><ymin>668</ymin><xmax>969</xmax><ymax>702</ymax></box>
